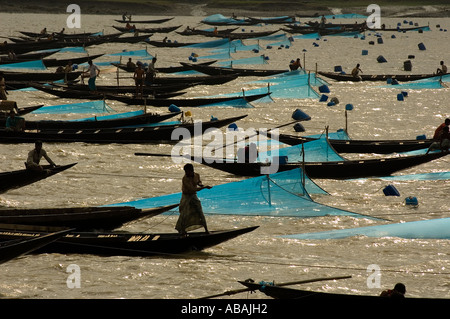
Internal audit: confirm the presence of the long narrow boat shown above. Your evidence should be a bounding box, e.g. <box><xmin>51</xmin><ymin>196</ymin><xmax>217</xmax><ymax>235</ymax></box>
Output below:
<box><xmin>109</xmin><ymin>92</ymin><xmax>271</xmax><ymax>107</ymax></box>
<box><xmin>112</xmin><ymin>25</ymin><xmax>182</xmax><ymax>33</ymax></box>
<box><xmin>31</xmin><ymin>83</ymin><xmax>190</xmax><ymax>99</ymax></box>
<box><xmin>181</xmin><ymin>152</ymin><xmax>448</xmax><ymax>178</ymax></box>
<box><xmin>0</xmin><ymin>115</ymin><xmax>248</xmax><ymax>144</ymax></box>
<box><xmin>317</xmin><ymin>71</ymin><xmax>438</xmax><ymax>82</ymax></box>
<box><xmin>0</xmin><ymin>229</ymin><xmax>71</xmax><ymax>264</ymax></box>
<box><xmin>180</xmin><ymin>62</ymin><xmax>288</xmax><ymax>77</ymax></box>
<box><xmin>112</xmin><ymin>60</ymin><xmax>217</xmax><ymax>73</ymax></box>
<box><xmin>263</xmin><ymin>132</ymin><xmax>435</xmax><ymax>154</ymax></box>
<box><xmin>178</xmin><ymin>29</ymin><xmax>279</xmax><ymax>40</ymax></box>
<box><xmin>176</xmin><ymin>27</ymin><xmax>240</xmax><ymax>36</ymax></box>
<box><xmin>107</xmin><ymin>33</ymin><xmax>154</xmax><ymax>44</ymax></box>
<box><xmin>42</xmin><ymin>53</ymin><xmax>104</xmax><ymax>68</ymax></box>
<box><xmin>0</xmin><ymin>163</ymin><xmax>77</xmax><ymax>193</ymax></box>
<box><xmin>237</xmin><ymin>280</ymin><xmax>444</xmax><ymax>303</ymax></box>
<box><xmin>2</xmin><ymin>71</ymin><xmax>82</xmax><ymax>82</ymax></box>
<box><xmin>144</xmin><ymin>39</ymin><xmax>201</xmax><ymax>48</ymax></box>
<box><xmin>113</xmin><ymin>17</ymin><xmax>175</xmax><ymax>24</ymax></box>
<box><xmin>2</xmin><ymin>111</ymin><xmax>181</xmax><ymax>130</ymax></box>
<box><xmin>0</xmin><ymin>224</ymin><xmax>259</xmax><ymax>257</ymax></box>
<box><xmin>0</xmin><ymin>204</ymin><xmax>178</xmax><ymax>230</ymax></box>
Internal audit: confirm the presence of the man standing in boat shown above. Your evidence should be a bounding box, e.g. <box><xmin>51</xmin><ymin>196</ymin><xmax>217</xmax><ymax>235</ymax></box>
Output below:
<box><xmin>25</xmin><ymin>140</ymin><xmax>57</xmax><ymax>171</ymax></box>
<box><xmin>145</xmin><ymin>57</ymin><xmax>157</xmax><ymax>85</ymax></box>
<box><xmin>86</xmin><ymin>60</ymin><xmax>100</xmax><ymax>92</ymax></box>
<box><xmin>133</xmin><ymin>63</ymin><xmax>145</xmax><ymax>98</ymax></box>
<box><xmin>176</xmin><ymin>164</ymin><xmax>211</xmax><ymax>237</ymax></box>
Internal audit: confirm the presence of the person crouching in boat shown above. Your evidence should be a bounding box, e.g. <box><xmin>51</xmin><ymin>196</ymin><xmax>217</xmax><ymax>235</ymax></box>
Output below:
<box><xmin>437</xmin><ymin>61</ymin><xmax>447</xmax><ymax>75</ymax></box>
<box><xmin>289</xmin><ymin>58</ymin><xmax>302</xmax><ymax>71</ymax></box>
<box><xmin>380</xmin><ymin>283</ymin><xmax>406</xmax><ymax>298</ymax></box>
<box><xmin>427</xmin><ymin>125</ymin><xmax>450</xmax><ymax>154</ymax></box>
<box><xmin>25</xmin><ymin>140</ymin><xmax>57</xmax><ymax>171</ymax></box>
<box><xmin>5</xmin><ymin>110</ymin><xmax>25</xmax><ymax>132</ymax></box>
<box><xmin>176</xmin><ymin>164</ymin><xmax>211</xmax><ymax>237</ymax></box>
<box><xmin>351</xmin><ymin>63</ymin><xmax>363</xmax><ymax>80</ymax></box>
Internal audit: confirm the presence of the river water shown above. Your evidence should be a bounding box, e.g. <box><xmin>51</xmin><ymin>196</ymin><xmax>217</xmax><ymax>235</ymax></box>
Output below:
<box><xmin>0</xmin><ymin>12</ymin><xmax>449</xmax><ymax>305</ymax></box>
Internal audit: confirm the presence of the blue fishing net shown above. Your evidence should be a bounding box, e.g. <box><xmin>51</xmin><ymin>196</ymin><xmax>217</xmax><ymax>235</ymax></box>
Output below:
<box><xmin>282</xmin><ymin>218</ymin><xmax>450</xmax><ymax>240</ymax></box>
<box><xmin>107</xmin><ymin>168</ymin><xmax>375</xmax><ymax>218</ymax></box>
<box><xmin>201</xmin><ymin>14</ymin><xmax>249</xmax><ymax>25</ymax></box>
<box><xmin>218</xmin><ymin>55</ymin><xmax>268</xmax><ymax>66</ymax></box>
<box><xmin>107</xmin><ymin>49</ymin><xmax>152</xmax><ymax>57</ymax></box>
<box><xmin>69</xmin><ymin>110</ymin><xmax>144</xmax><ymax>122</ymax></box>
<box><xmin>258</xmin><ymin>137</ymin><xmax>346</xmax><ymax>163</ymax></box>
<box><xmin>31</xmin><ymin>100</ymin><xmax>115</xmax><ymax>114</ymax></box>
<box><xmin>184</xmin><ymin>38</ymin><xmax>231</xmax><ymax>49</ymax></box>
<box><xmin>0</xmin><ymin>60</ymin><xmax>47</xmax><ymax>70</ymax></box>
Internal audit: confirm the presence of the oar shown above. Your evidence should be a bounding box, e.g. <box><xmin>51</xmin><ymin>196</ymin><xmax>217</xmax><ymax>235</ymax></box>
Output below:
<box><xmin>199</xmin><ymin>275</ymin><xmax>352</xmax><ymax>299</ymax></box>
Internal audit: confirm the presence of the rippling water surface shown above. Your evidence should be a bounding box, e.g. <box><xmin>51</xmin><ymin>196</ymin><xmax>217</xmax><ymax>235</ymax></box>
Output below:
<box><xmin>0</xmin><ymin>13</ymin><xmax>449</xmax><ymax>300</ymax></box>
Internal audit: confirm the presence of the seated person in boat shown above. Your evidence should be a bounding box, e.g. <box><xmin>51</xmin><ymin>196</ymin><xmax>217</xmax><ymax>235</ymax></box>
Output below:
<box><xmin>432</xmin><ymin>118</ymin><xmax>450</xmax><ymax>140</ymax></box>
<box><xmin>64</xmin><ymin>61</ymin><xmax>73</xmax><ymax>73</ymax></box>
<box><xmin>0</xmin><ymin>72</ymin><xmax>7</xmax><ymax>100</ymax></box>
<box><xmin>437</xmin><ymin>61</ymin><xmax>447</xmax><ymax>75</ymax></box>
<box><xmin>380</xmin><ymin>283</ymin><xmax>406</xmax><ymax>298</ymax></box>
<box><xmin>25</xmin><ymin>140</ymin><xmax>57</xmax><ymax>171</ymax></box>
<box><xmin>126</xmin><ymin>58</ymin><xmax>136</xmax><ymax>69</ymax></box>
<box><xmin>176</xmin><ymin>164</ymin><xmax>211</xmax><ymax>237</ymax></box>
<box><xmin>289</xmin><ymin>58</ymin><xmax>302</xmax><ymax>71</ymax></box>
<box><xmin>5</xmin><ymin>110</ymin><xmax>25</xmax><ymax>132</ymax></box>
<box><xmin>351</xmin><ymin>64</ymin><xmax>363</xmax><ymax>79</ymax></box>
<box><xmin>427</xmin><ymin>126</ymin><xmax>450</xmax><ymax>153</ymax></box>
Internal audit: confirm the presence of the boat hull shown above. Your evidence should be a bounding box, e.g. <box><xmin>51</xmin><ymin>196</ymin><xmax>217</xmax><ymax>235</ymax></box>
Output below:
<box><xmin>0</xmin><ymin>225</ymin><xmax>259</xmax><ymax>257</ymax></box>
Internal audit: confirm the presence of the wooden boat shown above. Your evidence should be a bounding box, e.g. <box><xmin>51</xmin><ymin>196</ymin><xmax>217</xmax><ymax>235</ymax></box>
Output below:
<box><xmin>0</xmin><ymin>102</ymin><xmax>43</xmax><ymax>116</ymax></box>
<box><xmin>0</xmin><ymin>224</ymin><xmax>259</xmax><ymax>257</ymax></box>
<box><xmin>107</xmin><ymin>33</ymin><xmax>154</xmax><ymax>44</ymax></box>
<box><xmin>30</xmin><ymin>83</ymin><xmax>190</xmax><ymax>99</ymax></box>
<box><xmin>2</xmin><ymin>71</ymin><xmax>82</xmax><ymax>82</ymax></box>
<box><xmin>0</xmin><ymin>229</ymin><xmax>71</xmax><ymax>264</ymax></box>
<box><xmin>1</xmin><ymin>111</ymin><xmax>181</xmax><ymax>130</ymax></box>
<box><xmin>180</xmin><ymin>62</ymin><xmax>288</xmax><ymax>77</ymax></box>
<box><xmin>317</xmin><ymin>71</ymin><xmax>438</xmax><ymax>82</ymax></box>
<box><xmin>18</xmin><ymin>30</ymin><xmax>102</xmax><ymax>39</ymax></box>
<box><xmin>0</xmin><ymin>163</ymin><xmax>77</xmax><ymax>193</ymax></box>
<box><xmin>176</xmin><ymin>27</ymin><xmax>239</xmax><ymax>37</ymax></box>
<box><xmin>0</xmin><ymin>204</ymin><xmax>178</xmax><ymax>230</ymax></box>
<box><xmin>112</xmin><ymin>25</ymin><xmax>182</xmax><ymax>33</ymax></box>
<box><xmin>113</xmin><ymin>17</ymin><xmax>175</xmax><ymax>24</ymax></box>
<box><xmin>109</xmin><ymin>92</ymin><xmax>271</xmax><ymax>107</ymax></box>
<box><xmin>0</xmin><ymin>39</ymin><xmax>61</xmax><ymax>54</ymax></box>
<box><xmin>263</xmin><ymin>132</ymin><xmax>434</xmax><ymax>154</ymax></box>
<box><xmin>0</xmin><ymin>115</ymin><xmax>248</xmax><ymax>144</ymax></box>
<box><xmin>247</xmin><ymin>16</ymin><xmax>296</xmax><ymax>24</ymax></box>
<box><xmin>41</xmin><ymin>53</ymin><xmax>104</xmax><ymax>68</ymax></box>
<box><xmin>112</xmin><ymin>60</ymin><xmax>217</xmax><ymax>73</ymax></box>
<box><xmin>181</xmin><ymin>152</ymin><xmax>448</xmax><ymax>178</ymax></box>
<box><xmin>144</xmin><ymin>39</ymin><xmax>201</xmax><ymax>48</ymax></box>
<box><xmin>178</xmin><ymin>29</ymin><xmax>279</xmax><ymax>40</ymax></box>
<box><xmin>237</xmin><ymin>280</ymin><xmax>444</xmax><ymax>303</ymax></box>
